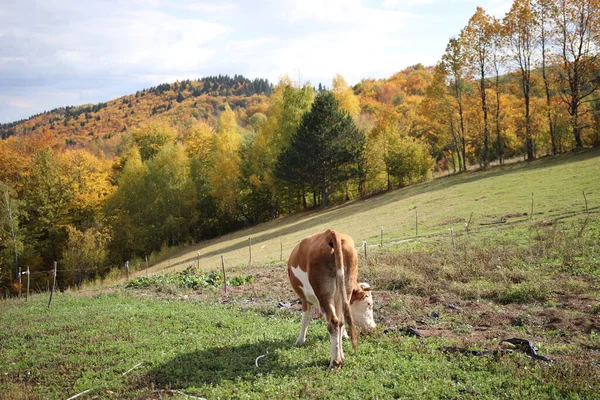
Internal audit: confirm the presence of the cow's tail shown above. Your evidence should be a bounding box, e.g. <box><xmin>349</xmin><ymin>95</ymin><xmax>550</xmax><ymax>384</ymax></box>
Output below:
<box><xmin>330</xmin><ymin>230</ymin><xmax>358</xmax><ymax>349</ymax></box>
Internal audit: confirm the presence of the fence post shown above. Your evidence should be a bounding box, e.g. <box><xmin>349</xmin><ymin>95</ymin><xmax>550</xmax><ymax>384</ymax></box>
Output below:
<box><xmin>26</xmin><ymin>267</ymin><xmax>30</xmax><ymax>302</ymax></box>
<box><xmin>197</xmin><ymin>252</ymin><xmax>201</xmax><ymax>269</ymax></box>
<box><xmin>380</xmin><ymin>226</ymin><xmax>384</xmax><ymax>247</ymax></box>
<box><xmin>125</xmin><ymin>261</ymin><xmax>130</xmax><ymax>281</ymax></box>
<box><xmin>221</xmin><ymin>255</ymin><xmax>227</xmax><ymax>296</ymax></box>
<box><xmin>363</xmin><ymin>240</ymin><xmax>367</xmax><ymax>260</ymax></box>
<box><xmin>415</xmin><ymin>210</ymin><xmax>419</xmax><ymax>237</ymax></box>
<box><xmin>530</xmin><ymin>192</ymin><xmax>534</xmax><ymax>220</ymax></box>
<box><xmin>18</xmin><ymin>267</ymin><xmax>21</xmax><ymax>299</ymax></box>
<box><xmin>248</xmin><ymin>238</ymin><xmax>252</xmax><ymax>265</ymax></box>
<box><xmin>449</xmin><ymin>228</ymin><xmax>455</xmax><ymax>249</ymax></box>
<box><xmin>145</xmin><ymin>255</ymin><xmax>149</xmax><ymax>277</ymax></box>
<box><xmin>280</xmin><ymin>238</ymin><xmax>283</xmax><ymax>262</ymax></box>
<box><xmin>48</xmin><ymin>262</ymin><xmax>57</xmax><ymax>309</ymax></box>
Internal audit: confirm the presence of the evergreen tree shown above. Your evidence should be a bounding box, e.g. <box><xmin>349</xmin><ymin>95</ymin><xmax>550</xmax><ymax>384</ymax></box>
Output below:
<box><xmin>275</xmin><ymin>91</ymin><xmax>364</xmax><ymax>207</ymax></box>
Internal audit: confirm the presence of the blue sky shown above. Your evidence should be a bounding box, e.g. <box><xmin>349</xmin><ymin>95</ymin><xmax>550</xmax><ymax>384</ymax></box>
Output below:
<box><xmin>0</xmin><ymin>0</ymin><xmax>512</xmax><ymax>123</ymax></box>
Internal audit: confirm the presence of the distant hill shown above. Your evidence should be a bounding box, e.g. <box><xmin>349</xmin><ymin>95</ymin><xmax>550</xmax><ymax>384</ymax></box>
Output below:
<box><xmin>0</xmin><ymin>74</ymin><xmax>273</xmax><ymax>155</ymax></box>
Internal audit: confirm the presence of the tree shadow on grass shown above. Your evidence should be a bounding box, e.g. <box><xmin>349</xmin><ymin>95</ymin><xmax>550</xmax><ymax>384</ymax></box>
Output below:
<box><xmin>145</xmin><ymin>336</ymin><xmax>320</xmax><ymax>389</ymax></box>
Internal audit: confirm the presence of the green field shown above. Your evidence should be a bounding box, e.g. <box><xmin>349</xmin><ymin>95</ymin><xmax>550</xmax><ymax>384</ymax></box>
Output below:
<box><xmin>1</xmin><ymin>149</ymin><xmax>599</xmax><ymax>399</ymax></box>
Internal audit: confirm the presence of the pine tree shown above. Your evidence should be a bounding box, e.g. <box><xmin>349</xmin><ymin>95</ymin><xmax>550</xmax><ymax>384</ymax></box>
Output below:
<box><xmin>275</xmin><ymin>91</ymin><xmax>364</xmax><ymax>207</ymax></box>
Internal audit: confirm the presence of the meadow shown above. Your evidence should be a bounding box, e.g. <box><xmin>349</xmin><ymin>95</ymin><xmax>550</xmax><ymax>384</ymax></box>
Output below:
<box><xmin>1</xmin><ymin>148</ymin><xmax>599</xmax><ymax>399</ymax></box>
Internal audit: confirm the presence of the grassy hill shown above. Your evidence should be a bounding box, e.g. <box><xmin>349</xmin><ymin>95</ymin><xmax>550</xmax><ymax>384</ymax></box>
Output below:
<box><xmin>1</xmin><ymin>148</ymin><xmax>599</xmax><ymax>399</ymax></box>
<box><xmin>145</xmin><ymin>147</ymin><xmax>600</xmax><ymax>275</ymax></box>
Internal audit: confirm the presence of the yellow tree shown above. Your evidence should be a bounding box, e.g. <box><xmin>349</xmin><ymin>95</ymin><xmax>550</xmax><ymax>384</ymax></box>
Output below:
<box><xmin>59</xmin><ymin>149</ymin><xmax>114</xmax><ymax>226</ymax></box>
<box><xmin>463</xmin><ymin>7</ymin><xmax>498</xmax><ymax>167</ymax></box>
<box><xmin>551</xmin><ymin>0</ymin><xmax>600</xmax><ymax>147</ymax></box>
<box><xmin>504</xmin><ymin>0</ymin><xmax>539</xmax><ymax>161</ymax></box>
<box><xmin>129</xmin><ymin>120</ymin><xmax>177</xmax><ymax>161</ymax></box>
<box><xmin>332</xmin><ymin>74</ymin><xmax>360</xmax><ymax>118</ymax></box>
<box><xmin>245</xmin><ymin>77</ymin><xmax>314</xmax><ymax>210</ymax></box>
<box><xmin>441</xmin><ymin>37</ymin><xmax>469</xmax><ymax>171</ymax></box>
<box><xmin>209</xmin><ymin>104</ymin><xmax>242</xmax><ymax>214</ymax></box>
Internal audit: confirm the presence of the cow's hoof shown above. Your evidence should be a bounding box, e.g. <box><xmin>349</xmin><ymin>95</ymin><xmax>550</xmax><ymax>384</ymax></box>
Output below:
<box><xmin>329</xmin><ymin>359</ymin><xmax>344</xmax><ymax>368</ymax></box>
<box><xmin>295</xmin><ymin>339</ymin><xmax>306</xmax><ymax>346</ymax></box>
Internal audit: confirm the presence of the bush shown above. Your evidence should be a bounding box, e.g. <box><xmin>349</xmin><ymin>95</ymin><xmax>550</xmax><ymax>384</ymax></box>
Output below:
<box><xmin>126</xmin><ymin>268</ymin><xmax>253</xmax><ymax>290</ymax></box>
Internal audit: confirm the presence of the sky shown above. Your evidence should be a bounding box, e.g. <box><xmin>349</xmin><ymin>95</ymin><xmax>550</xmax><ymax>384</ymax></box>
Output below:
<box><xmin>0</xmin><ymin>0</ymin><xmax>513</xmax><ymax>124</ymax></box>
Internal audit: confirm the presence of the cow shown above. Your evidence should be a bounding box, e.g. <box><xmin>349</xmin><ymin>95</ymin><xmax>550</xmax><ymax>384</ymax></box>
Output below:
<box><xmin>287</xmin><ymin>229</ymin><xmax>376</xmax><ymax>367</ymax></box>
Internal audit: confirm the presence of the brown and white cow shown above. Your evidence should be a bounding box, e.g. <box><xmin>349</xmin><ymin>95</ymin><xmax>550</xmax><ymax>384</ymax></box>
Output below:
<box><xmin>287</xmin><ymin>229</ymin><xmax>375</xmax><ymax>367</ymax></box>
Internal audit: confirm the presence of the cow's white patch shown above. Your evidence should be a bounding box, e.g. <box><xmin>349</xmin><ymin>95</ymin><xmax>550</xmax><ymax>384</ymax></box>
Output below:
<box><xmin>290</xmin><ymin>265</ymin><xmax>320</xmax><ymax>308</ymax></box>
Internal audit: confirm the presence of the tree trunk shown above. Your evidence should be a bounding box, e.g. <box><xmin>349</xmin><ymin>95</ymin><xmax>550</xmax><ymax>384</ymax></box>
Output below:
<box><xmin>480</xmin><ymin>70</ymin><xmax>489</xmax><ymax>168</ymax></box>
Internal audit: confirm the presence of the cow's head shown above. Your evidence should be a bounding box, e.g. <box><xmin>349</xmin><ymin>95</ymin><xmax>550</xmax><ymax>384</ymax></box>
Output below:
<box><xmin>350</xmin><ymin>282</ymin><xmax>376</xmax><ymax>331</ymax></box>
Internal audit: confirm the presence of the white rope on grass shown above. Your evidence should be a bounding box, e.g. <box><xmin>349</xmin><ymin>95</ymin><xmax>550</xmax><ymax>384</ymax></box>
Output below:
<box><xmin>122</xmin><ymin>362</ymin><xmax>143</xmax><ymax>376</ymax></box>
<box><xmin>255</xmin><ymin>347</ymin><xmax>269</xmax><ymax>367</ymax></box>
<box><xmin>66</xmin><ymin>388</ymin><xmax>93</xmax><ymax>400</ymax></box>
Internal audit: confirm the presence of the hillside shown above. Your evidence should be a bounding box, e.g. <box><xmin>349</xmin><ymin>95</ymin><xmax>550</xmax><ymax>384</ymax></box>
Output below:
<box><xmin>146</xmin><ymin>147</ymin><xmax>599</xmax><ymax>275</ymax></box>
<box><xmin>0</xmin><ymin>75</ymin><xmax>272</xmax><ymax>155</ymax></box>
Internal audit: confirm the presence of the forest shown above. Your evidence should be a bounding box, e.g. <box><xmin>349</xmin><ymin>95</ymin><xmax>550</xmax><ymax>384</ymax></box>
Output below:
<box><xmin>1</xmin><ymin>0</ymin><xmax>599</xmax><ymax>293</ymax></box>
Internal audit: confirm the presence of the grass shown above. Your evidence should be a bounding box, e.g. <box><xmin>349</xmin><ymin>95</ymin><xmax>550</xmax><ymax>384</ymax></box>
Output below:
<box><xmin>1</xmin><ymin>291</ymin><xmax>598</xmax><ymax>399</ymax></box>
<box><xmin>3</xmin><ymin>149</ymin><xmax>600</xmax><ymax>399</ymax></box>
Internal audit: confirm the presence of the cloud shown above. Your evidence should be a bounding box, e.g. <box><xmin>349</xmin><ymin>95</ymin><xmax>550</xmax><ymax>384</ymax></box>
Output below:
<box><xmin>0</xmin><ymin>0</ymin><xmax>521</xmax><ymax>123</ymax></box>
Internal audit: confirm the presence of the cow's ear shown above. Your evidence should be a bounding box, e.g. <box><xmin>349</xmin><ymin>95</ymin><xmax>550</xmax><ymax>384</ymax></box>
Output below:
<box><xmin>359</xmin><ymin>282</ymin><xmax>371</xmax><ymax>291</ymax></box>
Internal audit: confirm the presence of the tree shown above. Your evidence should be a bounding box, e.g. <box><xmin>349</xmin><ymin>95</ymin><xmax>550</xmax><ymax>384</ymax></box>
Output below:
<box><xmin>129</xmin><ymin>120</ymin><xmax>177</xmax><ymax>161</ymax></box>
<box><xmin>0</xmin><ymin>182</ymin><xmax>23</xmax><ymax>279</ymax></box>
<box><xmin>463</xmin><ymin>7</ymin><xmax>497</xmax><ymax>167</ymax></box>
<box><xmin>22</xmin><ymin>147</ymin><xmax>74</xmax><ymax>265</ymax></box>
<box><xmin>536</xmin><ymin>0</ymin><xmax>559</xmax><ymax>154</ymax></box>
<box><xmin>504</xmin><ymin>0</ymin><xmax>539</xmax><ymax>161</ymax></box>
<box><xmin>246</xmin><ymin>77</ymin><xmax>314</xmax><ymax>211</ymax></box>
<box><xmin>209</xmin><ymin>104</ymin><xmax>242</xmax><ymax>214</ymax></box>
<box><xmin>332</xmin><ymin>74</ymin><xmax>360</xmax><ymax>118</ymax></box>
<box><xmin>275</xmin><ymin>91</ymin><xmax>365</xmax><ymax>207</ymax></box>
<box><xmin>552</xmin><ymin>0</ymin><xmax>600</xmax><ymax>147</ymax></box>
<box><xmin>441</xmin><ymin>37</ymin><xmax>469</xmax><ymax>171</ymax></box>
<box><xmin>422</xmin><ymin>64</ymin><xmax>463</xmax><ymax>172</ymax></box>
<box><xmin>61</xmin><ymin>225</ymin><xmax>110</xmax><ymax>288</ymax></box>
<box><xmin>385</xmin><ymin>136</ymin><xmax>434</xmax><ymax>187</ymax></box>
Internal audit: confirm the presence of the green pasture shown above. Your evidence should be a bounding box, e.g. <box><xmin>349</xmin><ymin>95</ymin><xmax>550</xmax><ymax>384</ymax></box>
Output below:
<box><xmin>1</xmin><ymin>291</ymin><xmax>598</xmax><ymax>399</ymax></box>
<box><xmin>147</xmin><ymin>148</ymin><xmax>600</xmax><ymax>275</ymax></box>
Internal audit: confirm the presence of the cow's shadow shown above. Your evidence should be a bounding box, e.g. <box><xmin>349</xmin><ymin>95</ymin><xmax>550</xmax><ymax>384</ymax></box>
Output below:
<box><xmin>146</xmin><ymin>335</ymin><xmax>322</xmax><ymax>388</ymax></box>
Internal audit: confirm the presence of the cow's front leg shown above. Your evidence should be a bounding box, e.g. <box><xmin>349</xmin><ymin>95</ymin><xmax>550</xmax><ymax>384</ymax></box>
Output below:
<box><xmin>295</xmin><ymin>303</ymin><xmax>313</xmax><ymax>345</ymax></box>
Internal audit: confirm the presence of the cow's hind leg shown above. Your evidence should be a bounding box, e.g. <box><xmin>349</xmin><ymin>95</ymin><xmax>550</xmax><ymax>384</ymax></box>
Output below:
<box><xmin>295</xmin><ymin>302</ymin><xmax>313</xmax><ymax>345</ymax></box>
<box><xmin>325</xmin><ymin>306</ymin><xmax>344</xmax><ymax>367</ymax></box>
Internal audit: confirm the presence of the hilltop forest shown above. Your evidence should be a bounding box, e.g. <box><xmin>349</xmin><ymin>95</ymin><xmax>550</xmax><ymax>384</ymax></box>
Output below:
<box><xmin>1</xmin><ymin>0</ymin><xmax>599</xmax><ymax>292</ymax></box>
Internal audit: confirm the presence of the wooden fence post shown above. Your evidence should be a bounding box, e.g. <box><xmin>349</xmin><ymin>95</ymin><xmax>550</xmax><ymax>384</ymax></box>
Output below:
<box><xmin>125</xmin><ymin>261</ymin><xmax>130</xmax><ymax>281</ymax></box>
<box><xmin>145</xmin><ymin>255</ymin><xmax>149</xmax><ymax>277</ymax></box>
<box><xmin>415</xmin><ymin>210</ymin><xmax>419</xmax><ymax>237</ymax></box>
<box><xmin>363</xmin><ymin>240</ymin><xmax>367</xmax><ymax>260</ymax></box>
<box><xmin>380</xmin><ymin>226</ymin><xmax>384</xmax><ymax>247</ymax></box>
<box><xmin>48</xmin><ymin>262</ymin><xmax>57</xmax><ymax>309</ymax></box>
<box><xmin>248</xmin><ymin>238</ymin><xmax>252</xmax><ymax>265</ymax></box>
<box><xmin>530</xmin><ymin>193</ymin><xmax>534</xmax><ymax>220</ymax></box>
<box><xmin>26</xmin><ymin>267</ymin><xmax>30</xmax><ymax>302</ymax></box>
<box><xmin>221</xmin><ymin>255</ymin><xmax>227</xmax><ymax>296</ymax></box>
<box><xmin>280</xmin><ymin>238</ymin><xmax>283</xmax><ymax>262</ymax></box>
<box><xmin>18</xmin><ymin>267</ymin><xmax>21</xmax><ymax>299</ymax></box>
